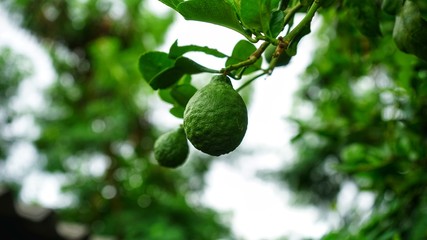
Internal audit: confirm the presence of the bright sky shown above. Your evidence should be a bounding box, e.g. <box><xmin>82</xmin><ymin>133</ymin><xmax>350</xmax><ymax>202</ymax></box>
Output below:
<box><xmin>0</xmin><ymin>1</ymin><xmax>375</xmax><ymax>240</ymax></box>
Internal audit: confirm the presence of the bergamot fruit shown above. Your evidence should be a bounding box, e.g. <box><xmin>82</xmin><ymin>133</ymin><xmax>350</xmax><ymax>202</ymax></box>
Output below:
<box><xmin>183</xmin><ymin>75</ymin><xmax>248</xmax><ymax>156</ymax></box>
<box><xmin>393</xmin><ymin>0</ymin><xmax>427</xmax><ymax>61</ymax></box>
<box><xmin>154</xmin><ymin>126</ymin><xmax>189</xmax><ymax>168</ymax></box>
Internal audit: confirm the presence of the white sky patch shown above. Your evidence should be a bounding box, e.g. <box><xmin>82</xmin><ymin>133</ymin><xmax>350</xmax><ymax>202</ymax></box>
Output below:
<box><xmin>2</xmin><ymin>141</ymin><xmax>38</xmax><ymax>180</ymax></box>
<box><xmin>0</xmin><ymin>4</ymin><xmax>55</xmax><ymax>118</ymax></box>
<box><xmin>20</xmin><ymin>171</ymin><xmax>74</xmax><ymax>208</ymax></box>
<box><xmin>3</xmin><ymin>113</ymin><xmax>40</xmax><ymax>140</ymax></box>
<box><xmin>0</xmin><ymin>6</ymin><xmax>55</xmax><ymax>89</ymax></box>
<box><xmin>144</xmin><ymin>0</ymin><xmax>172</xmax><ymax>16</ymax></box>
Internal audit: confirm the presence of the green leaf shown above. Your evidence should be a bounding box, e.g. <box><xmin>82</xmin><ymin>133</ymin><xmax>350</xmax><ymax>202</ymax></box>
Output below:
<box><xmin>174</xmin><ymin>57</ymin><xmax>218</xmax><ymax>74</ymax></box>
<box><xmin>240</xmin><ymin>0</ymin><xmax>281</xmax><ymax>36</ymax></box>
<box><xmin>138</xmin><ymin>51</ymin><xmax>174</xmax><ymax>84</ymax></box>
<box><xmin>170</xmin><ymin>106</ymin><xmax>185</xmax><ymax>118</ymax></box>
<box><xmin>158</xmin><ymin>0</ymin><xmax>184</xmax><ymax>10</ymax></box>
<box><xmin>176</xmin><ymin>0</ymin><xmax>249</xmax><ymax>37</ymax></box>
<box><xmin>227</xmin><ymin>40</ymin><xmax>257</xmax><ymax>64</ymax></box>
<box><xmin>171</xmin><ymin>84</ymin><xmax>198</xmax><ymax>107</ymax></box>
<box><xmin>169</xmin><ymin>40</ymin><xmax>229</xmax><ymax>59</ymax></box>
<box><xmin>158</xmin><ymin>80</ymin><xmax>197</xmax><ymax>108</ymax></box>
<box><xmin>150</xmin><ymin>57</ymin><xmax>218</xmax><ymax>89</ymax></box>
<box><xmin>225</xmin><ymin>40</ymin><xmax>262</xmax><ymax>74</ymax></box>
<box><xmin>271</xmin><ymin>0</ymin><xmax>283</xmax><ymax>11</ymax></box>
<box><xmin>159</xmin><ymin>89</ymin><xmax>175</xmax><ymax>104</ymax></box>
<box><xmin>269</xmin><ymin>10</ymin><xmax>285</xmax><ymax>37</ymax></box>
<box><xmin>150</xmin><ymin>67</ymin><xmax>185</xmax><ymax>90</ymax></box>
<box><xmin>158</xmin><ymin>82</ymin><xmax>197</xmax><ymax>108</ymax></box>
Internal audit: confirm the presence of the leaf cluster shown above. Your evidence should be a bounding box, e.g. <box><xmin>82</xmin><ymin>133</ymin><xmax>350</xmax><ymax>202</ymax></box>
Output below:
<box><xmin>141</xmin><ymin>0</ymin><xmax>328</xmax><ymax>121</ymax></box>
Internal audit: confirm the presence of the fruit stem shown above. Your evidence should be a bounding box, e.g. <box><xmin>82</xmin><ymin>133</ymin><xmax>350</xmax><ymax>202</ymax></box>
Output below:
<box><xmin>267</xmin><ymin>37</ymin><xmax>287</xmax><ymax>72</ymax></box>
<box><xmin>221</xmin><ymin>41</ymin><xmax>270</xmax><ymax>75</ymax></box>
<box><xmin>236</xmin><ymin>72</ymin><xmax>267</xmax><ymax>92</ymax></box>
<box><xmin>283</xmin><ymin>2</ymin><xmax>303</xmax><ymax>27</ymax></box>
<box><xmin>283</xmin><ymin>0</ymin><xmax>320</xmax><ymax>46</ymax></box>
<box><xmin>223</xmin><ymin>0</ymin><xmax>320</xmax><ymax>79</ymax></box>
<box><xmin>267</xmin><ymin>0</ymin><xmax>320</xmax><ymax>75</ymax></box>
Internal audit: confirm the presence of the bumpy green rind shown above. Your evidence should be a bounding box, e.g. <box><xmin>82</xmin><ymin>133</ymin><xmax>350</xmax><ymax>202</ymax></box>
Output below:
<box><xmin>393</xmin><ymin>0</ymin><xmax>427</xmax><ymax>61</ymax></box>
<box><xmin>183</xmin><ymin>75</ymin><xmax>248</xmax><ymax>156</ymax></box>
<box><xmin>154</xmin><ymin>127</ymin><xmax>189</xmax><ymax>168</ymax></box>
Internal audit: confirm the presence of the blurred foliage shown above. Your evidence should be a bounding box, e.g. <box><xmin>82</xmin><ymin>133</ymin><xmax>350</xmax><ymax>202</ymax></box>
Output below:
<box><xmin>0</xmin><ymin>48</ymin><xmax>32</xmax><ymax>161</ymax></box>
<box><xmin>0</xmin><ymin>0</ymin><xmax>231</xmax><ymax>239</ymax></box>
<box><xmin>271</xmin><ymin>1</ymin><xmax>427</xmax><ymax>239</ymax></box>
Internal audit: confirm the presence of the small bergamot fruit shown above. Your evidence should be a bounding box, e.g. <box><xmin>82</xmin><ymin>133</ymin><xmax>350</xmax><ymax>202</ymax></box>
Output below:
<box><xmin>393</xmin><ymin>0</ymin><xmax>427</xmax><ymax>61</ymax></box>
<box><xmin>183</xmin><ymin>75</ymin><xmax>248</xmax><ymax>156</ymax></box>
<box><xmin>154</xmin><ymin>126</ymin><xmax>189</xmax><ymax>168</ymax></box>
